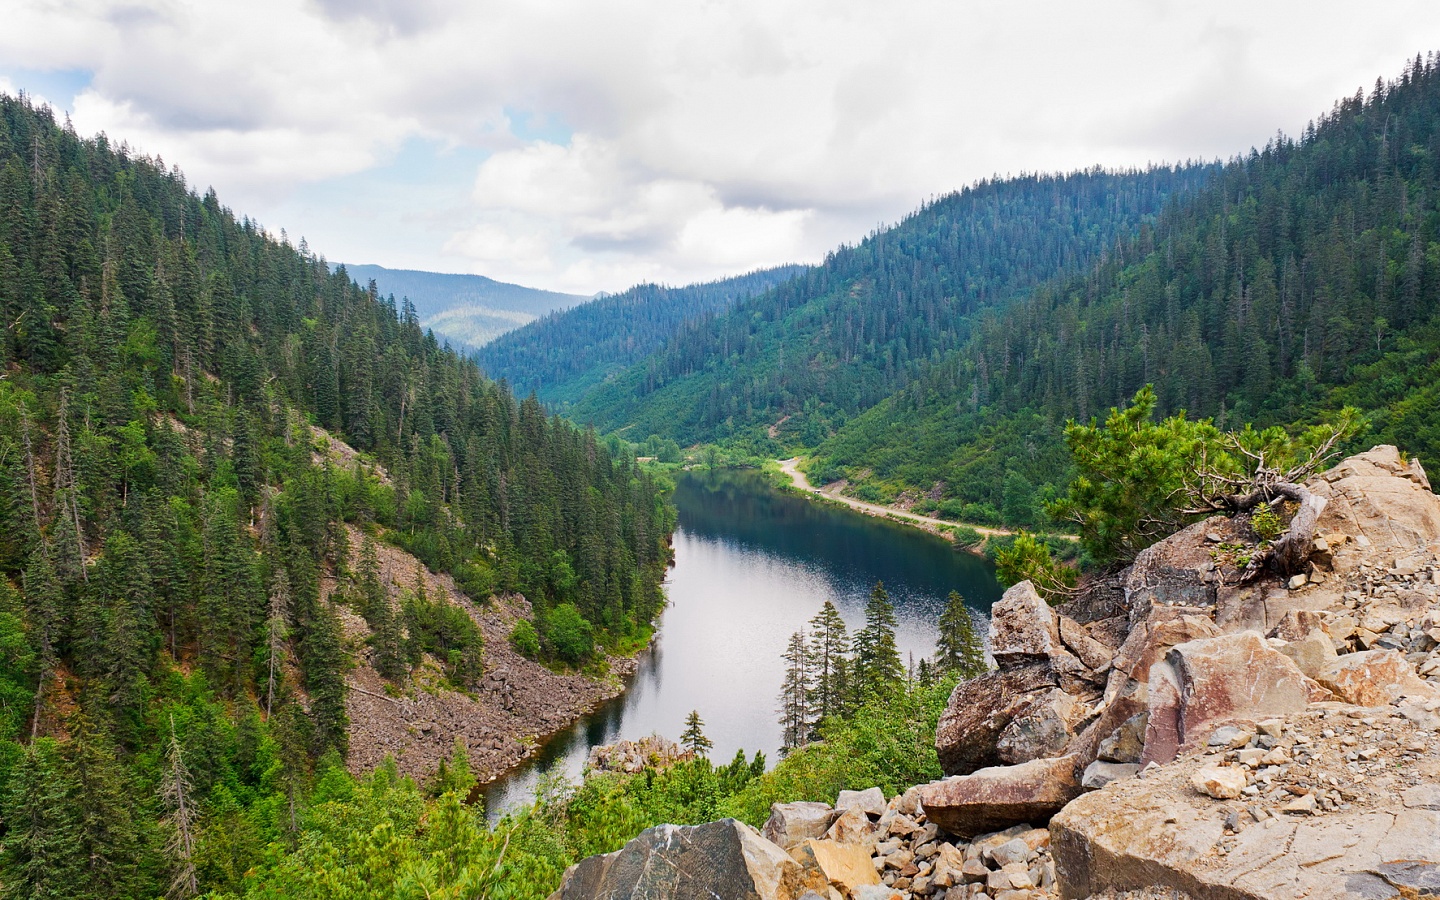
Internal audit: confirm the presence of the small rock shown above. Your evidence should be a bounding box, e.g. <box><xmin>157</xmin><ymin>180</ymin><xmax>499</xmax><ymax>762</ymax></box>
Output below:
<box><xmin>1191</xmin><ymin>765</ymin><xmax>1246</xmax><ymax>799</ymax></box>
<box><xmin>985</xmin><ymin>838</ymin><xmax>1030</xmax><ymax>868</ymax></box>
<box><xmin>1280</xmin><ymin>792</ymin><xmax>1317</xmax><ymax>815</ymax></box>
<box><xmin>1081</xmin><ymin>759</ymin><xmax>1141</xmax><ymax>790</ymax></box>
<box><xmin>1289</xmin><ymin>573</ymin><xmax>1308</xmax><ymax>589</ymax></box>
<box><xmin>837</xmin><ymin>787</ymin><xmax>887</xmax><ymax>817</ymax></box>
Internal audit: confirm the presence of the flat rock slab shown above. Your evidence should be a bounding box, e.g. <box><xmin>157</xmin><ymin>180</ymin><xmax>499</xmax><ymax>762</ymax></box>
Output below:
<box><xmin>1143</xmin><ymin>631</ymin><xmax>1319</xmax><ymax>765</ymax></box>
<box><xmin>991</xmin><ymin>580</ymin><xmax>1066</xmax><ymax>665</ymax></box>
<box><xmin>1316</xmin><ymin>649</ymin><xmax>1440</xmax><ymax>707</ymax></box>
<box><xmin>1051</xmin><ymin>707</ymin><xmax>1440</xmax><ymax>900</ymax></box>
<box><xmin>919</xmin><ymin>754</ymin><xmax>1081</xmax><ymax>839</ymax></box>
<box><xmin>551</xmin><ymin>818</ymin><xmax>807</xmax><ymax>900</ymax></box>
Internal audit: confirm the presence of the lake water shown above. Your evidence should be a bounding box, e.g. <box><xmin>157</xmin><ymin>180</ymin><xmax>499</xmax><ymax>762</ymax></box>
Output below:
<box><xmin>480</xmin><ymin>468</ymin><xmax>1003</xmax><ymax>817</ymax></box>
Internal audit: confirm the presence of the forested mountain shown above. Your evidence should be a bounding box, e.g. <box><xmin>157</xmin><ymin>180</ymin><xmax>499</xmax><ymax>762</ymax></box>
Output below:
<box><xmin>336</xmin><ymin>263</ymin><xmax>589</xmax><ymax>352</ymax></box>
<box><xmin>811</xmin><ymin>53</ymin><xmax>1440</xmax><ymax>529</ymax></box>
<box><xmin>569</xmin><ymin>167</ymin><xmax>1217</xmax><ymax>447</ymax></box>
<box><xmin>477</xmin><ymin>265</ymin><xmax>806</xmax><ymax>405</ymax></box>
<box><xmin>0</xmin><ymin>94</ymin><xmax>671</xmax><ymax>897</ymax></box>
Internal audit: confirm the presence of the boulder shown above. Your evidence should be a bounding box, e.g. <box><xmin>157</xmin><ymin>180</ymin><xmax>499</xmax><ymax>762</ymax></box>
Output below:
<box><xmin>763</xmin><ymin>802</ymin><xmax>838</xmax><ymax>850</ymax></box>
<box><xmin>1190</xmin><ymin>765</ymin><xmax>1246</xmax><ymax>799</ymax></box>
<box><xmin>1081</xmin><ymin>760</ymin><xmax>1140</xmax><ymax>791</ymax></box>
<box><xmin>1096</xmin><ymin>712</ymin><xmax>1147</xmax><ymax>764</ymax></box>
<box><xmin>789</xmin><ymin>839</ymin><xmax>881</xmax><ymax>895</ymax></box>
<box><xmin>1123</xmin><ymin>517</ymin><xmax>1240</xmax><ymax>615</ymax></box>
<box><xmin>824</xmin><ymin>806</ymin><xmax>876</xmax><ymax>847</ymax></box>
<box><xmin>550</xmin><ymin>818</ymin><xmax>807</xmax><ymax>900</ymax></box>
<box><xmin>1109</xmin><ymin>613</ymin><xmax>1221</xmax><ymax>683</ymax></box>
<box><xmin>935</xmin><ymin>661</ymin><xmax>1058</xmax><ymax>775</ymax></box>
<box><xmin>835</xmin><ymin>787</ymin><xmax>886</xmax><ymax>817</ymax></box>
<box><xmin>919</xmin><ymin>755</ymin><xmax>1082</xmax><ymax>839</ymax></box>
<box><xmin>1142</xmin><ymin>631</ymin><xmax>1319</xmax><ymax>765</ymax></box>
<box><xmin>990</xmin><ymin>581</ymin><xmax>1065</xmax><ymax>665</ymax></box>
<box><xmin>996</xmin><ymin>688</ymin><xmax>1084</xmax><ymax>765</ymax></box>
<box><xmin>1315</xmin><ymin>649</ymin><xmax>1440</xmax><ymax>706</ymax></box>
<box><xmin>1277</xmin><ymin>628</ymin><xmax>1338</xmax><ymax>679</ymax></box>
<box><xmin>1268</xmin><ymin>608</ymin><xmax>1324</xmax><ymax>642</ymax></box>
<box><xmin>1051</xmin><ymin>750</ymin><xmax>1440</xmax><ymax>900</ymax></box>
<box><xmin>1058</xmin><ymin>615</ymin><xmax>1114</xmax><ymax>671</ymax></box>
<box><xmin>1311</xmin><ymin>445</ymin><xmax>1440</xmax><ymax>576</ymax></box>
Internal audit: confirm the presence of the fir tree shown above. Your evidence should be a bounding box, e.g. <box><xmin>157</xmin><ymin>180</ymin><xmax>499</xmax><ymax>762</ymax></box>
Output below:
<box><xmin>852</xmin><ymin>582</ymin><xmax>903</xmax><ymax>701</ymax></box>
<box><xmin>777</xmin><ymin>631</ymin><xmax>812</xmax><ymax>753</ymax></box>
<box><xmin>1</xmin><ymin>739</ymin><xmax>82</xmax><ymax>900</ymax></box>
<box><xmin>935</xmin><ymin>591</ymin><xmax>987</xmax><ymax>679</ymax></box>
<box><xmin>680</xmin><ymin>710</ymin><xmax>712</xmax><ymax>757</ymax></box>
<box><xmin>806</xmin><ymin>600</ymin><xmax>849</xmax><ymax>723</ymax></box>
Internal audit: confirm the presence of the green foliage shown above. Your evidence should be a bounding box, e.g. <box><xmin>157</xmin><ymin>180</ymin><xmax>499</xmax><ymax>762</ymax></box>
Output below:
<box><xmin>851</xmin><ymin>582</ymin><xmax>903</xmax><ymax>700</ymax></box>
<box><xmin>1050</xmin><ymin>386</ymin><xmax>1360</xmax><ymax>562</ymax></box>
<box><xmin>993</xmin><ymin>532</ymin><xmax>1078</xmax><ymax>602</ymax></box>
<box><xmin>543</xmin><ymin>604</ymin><xmax>593</xmax><ymax>665</ymax></box>
<box><xmin>1250</xmin><ymin>505</ymin><xmax>1285</xmax><ymax>542</ymax></box>
<box><xmin>509</xmin><ymin>619</ymin><xmax>541</xmax><ymax>659</ymax></box>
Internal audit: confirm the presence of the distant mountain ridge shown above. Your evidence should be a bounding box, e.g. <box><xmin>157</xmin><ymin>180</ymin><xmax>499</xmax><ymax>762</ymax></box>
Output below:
<box><xmin>476</xmin><ymin>265</ymin><xmax>807</xmax><ymax>405</ymax></box>
<box><xmin>336</xmin><ymin>263</ymin><xmax>590</xmax><ymax>351</ymax></box>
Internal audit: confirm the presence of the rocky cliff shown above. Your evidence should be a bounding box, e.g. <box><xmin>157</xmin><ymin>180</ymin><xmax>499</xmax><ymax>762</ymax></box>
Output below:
<box><xmin>548</xmin><ymin>446</ymin><xmax>1440</xmax><ymax>900</ymax></box>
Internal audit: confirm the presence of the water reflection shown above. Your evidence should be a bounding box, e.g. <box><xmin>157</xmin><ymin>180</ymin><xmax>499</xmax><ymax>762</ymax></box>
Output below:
<box><xmin>480</xmin><ymin>469</ymin><xmax>1002</xmax><ymax>818</ymax></box>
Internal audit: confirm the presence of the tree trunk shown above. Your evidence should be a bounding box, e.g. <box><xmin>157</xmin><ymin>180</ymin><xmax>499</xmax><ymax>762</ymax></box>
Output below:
<box><xmin>1227</xmin><ymin>481</ymin><xmax>1327</xmax><ymax>576</ymax></box>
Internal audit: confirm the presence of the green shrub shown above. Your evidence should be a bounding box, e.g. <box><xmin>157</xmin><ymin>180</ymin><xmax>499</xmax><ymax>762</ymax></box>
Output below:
<box><xmin>510</xmin><ymin>620</ymin><xmax>541</xmax><ymax>658</ymax></box>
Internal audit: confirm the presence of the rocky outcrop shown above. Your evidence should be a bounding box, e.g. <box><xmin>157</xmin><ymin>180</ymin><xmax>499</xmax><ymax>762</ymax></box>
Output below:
<box><xmin>550</xmin><ymin>818</ymin><xmax>809</xmax><ymax>900</ymax></box>
<box><xmin>587</xmin><ymin>734</ymin><xmax>693</xmax><ymax>773</ymax></box>
<box><xmin>919</xmin><ymin>755</ymin><xmax>1083</xmax><ymax>839</ymax></box>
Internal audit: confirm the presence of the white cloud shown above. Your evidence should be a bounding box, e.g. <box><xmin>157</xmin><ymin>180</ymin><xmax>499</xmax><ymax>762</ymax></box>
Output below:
<box><xmin>3</xmin><ymin>0</ymin><xmax>1439</xmax><ymax>292</ymax></box>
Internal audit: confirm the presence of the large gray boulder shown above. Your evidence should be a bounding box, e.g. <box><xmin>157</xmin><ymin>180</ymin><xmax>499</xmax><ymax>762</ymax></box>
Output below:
<box><xmin>935</xmin><ymin>661</ymin><xmax>1058</xmax><ymax>775</ymax></box>
<box><xmin>990</xmin><ymin>581</ymin><xmax>1067</xmax><ymax>665</ymax></box>
<box><xmin>918</xmin><ymin>754</ymin><xmax>1082</xmax><ymax>839</ymax></box>
<box><xmin>550</xmin><ymin>818</ymin><xmax>808</xmax><ymax>900</ymax></box>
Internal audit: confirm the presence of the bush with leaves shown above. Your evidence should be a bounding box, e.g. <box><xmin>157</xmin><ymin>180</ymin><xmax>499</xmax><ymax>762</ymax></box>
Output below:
<box><xmin>1050</xmin><ymin>385</ymin><xmax>1360</xmax><ymax>566</ymax></box>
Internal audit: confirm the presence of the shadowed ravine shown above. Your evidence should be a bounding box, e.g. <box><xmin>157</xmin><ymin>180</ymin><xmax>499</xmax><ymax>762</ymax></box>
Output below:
<box><xmin>480</xmin><ymin>468</ymin><xmax>1004</xmax><ymax>818</ymax></box>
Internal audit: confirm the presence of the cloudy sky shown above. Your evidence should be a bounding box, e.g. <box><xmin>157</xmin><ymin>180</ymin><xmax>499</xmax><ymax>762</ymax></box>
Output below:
<box><xmin>2</xmin><ymin>2</ymin><xmax>1438</xmax><ymax>295</ymax></box>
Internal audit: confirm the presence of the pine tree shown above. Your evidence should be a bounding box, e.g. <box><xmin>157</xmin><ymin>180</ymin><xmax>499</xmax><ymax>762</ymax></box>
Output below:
<box><xmin>680</xmin><ymin>710</ymin><xmax>712</xmax><ymax>757</ymax></box>
<box><xmin>777</xmin><ymin>631</ymin><xmax>812</xmax><ymax>753</ymax></box>
<box><xmin>159</xmin><ymin>715</ymin><xmax>197</xmax><ymax>900</ymax></box>
<box><xmin>63</xmin><ymin>712</ymin><xmax>148</xmax><ymax>899</ymax></box>
<box><xmin>935</xmin><ymin>591</ymin><xmax>987</xmax><ymax>679</ymax></box>
<box><xmin>852</xmin><ymin>581</ymin><xmax>903</xmax><ymax>701</ymax></box>
<box><xmin>806</xmin><ymin>600</ymin><xmax>849</xmax><ymax>723</ymax></box>
<box><xmin>1</xmin><ymin>739</ymin><xmax>82</xmax><ymax>900</ymax></box>
<box><xmin>263</xmin><ymin>570</ymin><xmax>290</xmax><ymax>718</ymax></box>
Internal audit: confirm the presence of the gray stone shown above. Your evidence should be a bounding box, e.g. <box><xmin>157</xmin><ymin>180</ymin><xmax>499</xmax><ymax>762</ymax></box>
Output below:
<box><xmin>1058</xmin><ymin>615</ymin><xmax>1114</xmax><ymax>671</ymax></box>
<box><xmin>985</xmin><ymin>837</ymin><xmax>1031</xmax><ymax>867</ymax></box>
<box><xmin>762</xmin><ymin>801</ymin><xmax>837</xmax><ymax>850</ymax></box>
<box><xmin>551</xmin><ymin>818</ymin><xmax>807</xmax><ymax>899</ymax></box>
<box><xmin>1081</xmin><ymin>760</ymin><xmax>1140</xmax><ymax>790</ymax></box>
<box><xmin>995</xmin><ymin>688</ymin><xmax>1082</xmax><ymax>765</ymax></box>
<box><xmin>836</xmin><ymin>787</ymin><xmax>886</xmax><ymax>817</ymax></box>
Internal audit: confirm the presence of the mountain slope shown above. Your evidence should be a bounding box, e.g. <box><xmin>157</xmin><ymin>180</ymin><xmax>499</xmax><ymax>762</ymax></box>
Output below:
<box><xmin>476</xmin><ymin>265</ymin><xmax>806</xmax><ymax>405</ymax></box>
<box><xmin>811</xmin><ymin>53</ymin><xmax>1440</xmax><ymax>528</ymax></box>
<box><xmin>338</xmin><ymin>263</ymin><xmax>589</xmax><ymax>350</ymax></box>
<box><xmin>0</xmin><ymin>93</ymin><xmax>672</xmax><ymax>897</ymax></box>
<box><xmin>570</xmin><ymin>166</ymin><xmax>1216</xmax><ymax>447</ymax></box>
